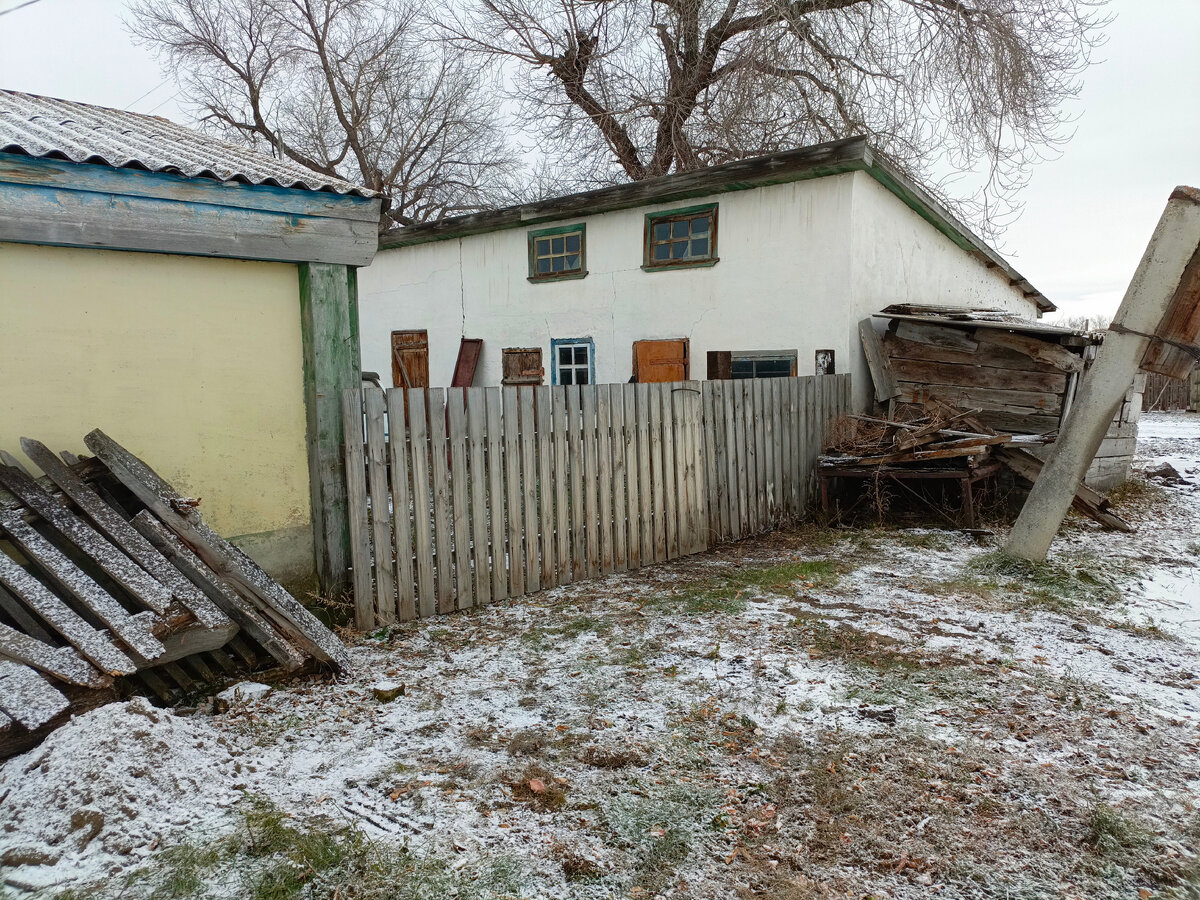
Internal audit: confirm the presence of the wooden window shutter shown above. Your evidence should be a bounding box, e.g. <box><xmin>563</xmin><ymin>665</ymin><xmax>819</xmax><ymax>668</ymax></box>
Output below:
<box><xmin>633</xmin><ymin>338</ymin><xmax>689</xmax><ymax>383</ymax></box>
<box><xmin>502</xmin><ymin>348</ymin><xmax>544</xmax><ymax>386</ymax></box>
<box><xmin>391</xmin><ymin>330</ymin><xmax>430</xmax><ymax>389</ymax></box>
<box><xmin>707</xmin><ymin>350</ymin><xmax>732</xmax><ymax>380</ymax></box>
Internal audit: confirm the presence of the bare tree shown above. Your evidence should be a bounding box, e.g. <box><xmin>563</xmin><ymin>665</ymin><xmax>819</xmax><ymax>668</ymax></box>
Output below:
<box><xmin>127</xmin><ymin>0</ymin><xmax>519</xmax><ymax>228</ymax></box>
<box><xmin>445</xmin><ymin>0</ymin><xmax>1109</xmax><ymax>237</ymax></box>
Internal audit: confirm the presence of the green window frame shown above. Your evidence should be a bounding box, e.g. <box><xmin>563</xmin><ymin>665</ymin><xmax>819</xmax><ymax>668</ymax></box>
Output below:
<box><xmin>643</xmin><ymin>203</ymin><xmax>718</xmax><ymax>271</ymax></box>
<box><xmin>528</xmin><ymin>223</ymin><xmax>587</xmax><ymax>282</ymax></box>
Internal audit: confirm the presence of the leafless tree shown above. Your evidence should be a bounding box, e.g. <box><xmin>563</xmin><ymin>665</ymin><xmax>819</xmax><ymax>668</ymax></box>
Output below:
<box><xmin>127</xmin><ymin>0</ymin><xmax>519</xmax><ymax>228</ymax></box>
<box><xmin>444</xmin><ymin>0</ymin><xmax>1110</xmax><ymax>237</ymax></box>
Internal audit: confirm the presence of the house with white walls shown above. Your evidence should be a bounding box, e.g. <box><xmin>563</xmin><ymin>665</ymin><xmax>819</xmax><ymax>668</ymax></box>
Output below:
<box><xmin>357</xmin><ymin>137</ymin><xmax>1052</xmax><ymax>410</ymax></box>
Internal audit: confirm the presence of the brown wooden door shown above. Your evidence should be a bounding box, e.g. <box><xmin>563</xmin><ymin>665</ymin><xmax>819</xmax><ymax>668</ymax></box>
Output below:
<box><xmin>391</xmin><ymin>330</ymin><xmax>430</xmax><ymax>389</ymax></box>
<box><xmin>634</xmin><ymin>338</ymin><xmax>689</xmax><ymax>383</ymax></box>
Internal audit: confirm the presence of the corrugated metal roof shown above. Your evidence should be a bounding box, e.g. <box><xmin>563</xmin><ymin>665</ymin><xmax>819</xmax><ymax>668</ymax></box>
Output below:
<box><xmin>0</xmin><ymin>89</ymin><xmax>374</xmax><ymax>197</ymax></box>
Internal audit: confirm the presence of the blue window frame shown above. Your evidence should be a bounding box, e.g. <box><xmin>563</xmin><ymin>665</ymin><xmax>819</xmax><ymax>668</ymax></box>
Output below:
<box><xmin>550</xmin><ymin>337</ymin><xmax>595</xmax><ymax>386</ymax></box>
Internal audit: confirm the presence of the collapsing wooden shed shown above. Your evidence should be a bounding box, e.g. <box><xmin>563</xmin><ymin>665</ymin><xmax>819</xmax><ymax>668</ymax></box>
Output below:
<box><xmin>862</xmin><ymin>306</ymin><xmax>1143</xmax><ymax>491</ymax></box>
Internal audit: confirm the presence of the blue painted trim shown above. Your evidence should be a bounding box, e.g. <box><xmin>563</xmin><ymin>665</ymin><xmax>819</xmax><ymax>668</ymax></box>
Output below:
<box><xmin>550</xmin><ymin>337</ymin><xmax>596</xmax><ymax>386</ymax></box>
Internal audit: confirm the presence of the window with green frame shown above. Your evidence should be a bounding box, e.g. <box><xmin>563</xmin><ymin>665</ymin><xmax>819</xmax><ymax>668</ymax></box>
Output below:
<box><xmin>643</xmin><ymin>203</ymin><xmax>718</xmax><ymax>270</ymax></box>
<box><xmin>528</xmin><ymin>223</ymin><xmax>586</xmax><ymax>281</ymax></box>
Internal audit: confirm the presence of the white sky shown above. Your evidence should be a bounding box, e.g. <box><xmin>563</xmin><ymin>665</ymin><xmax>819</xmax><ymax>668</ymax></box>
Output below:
<box><xmin>2</xmin><ymin>0</ymin><xmax>1197</xmax><ymax>322</ymax></box>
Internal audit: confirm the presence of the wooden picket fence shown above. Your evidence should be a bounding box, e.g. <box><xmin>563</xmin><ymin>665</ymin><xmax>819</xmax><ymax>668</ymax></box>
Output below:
<box><xmin>342</xmin><ymin>374</ymin><xmax>850</xmax><ymax>629</ymax></box>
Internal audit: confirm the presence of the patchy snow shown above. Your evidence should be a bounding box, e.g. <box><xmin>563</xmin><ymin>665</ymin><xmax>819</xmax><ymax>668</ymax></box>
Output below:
<box><xmin>2</xmin><ymin>413</ymin><xmax>1199</xmax><ymax>898</ymax></box>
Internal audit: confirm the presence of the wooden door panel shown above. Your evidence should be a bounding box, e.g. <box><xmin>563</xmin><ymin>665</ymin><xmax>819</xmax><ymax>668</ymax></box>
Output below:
<box><xmin>634</xmin><ymin>339</ymin><xmax>689</xmax><ymax>383</ymax></box>
<box><xmin>392</xmin><ymin>330</ymin><xmax>430</xmax><ymax>389</ymax></box>
<box><xmin>502</xmin><ymin>347</ymin><xmax>544</xmax><ymax>386</ymax></box>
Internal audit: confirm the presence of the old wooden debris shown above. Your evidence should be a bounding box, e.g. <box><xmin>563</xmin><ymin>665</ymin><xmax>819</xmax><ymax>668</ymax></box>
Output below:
<box><xmin>996</xmin><ymin>447</ymin><xmax>1133</xmax><ymax>532</ymax></box>
<box><xmin>0</xmin><ymin>660</ymin><xmax>69</xmax><ymax>729</ymax></box>
<box><xmin>0</xmin><ymin>622</ymin><xmax>110</xmax><ymax>688</ymax></box>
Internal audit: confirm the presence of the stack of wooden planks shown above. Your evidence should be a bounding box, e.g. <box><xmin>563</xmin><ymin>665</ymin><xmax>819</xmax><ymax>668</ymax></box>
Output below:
<box><xmin>0</xmin><ymin>430</ymin><xmax>349</xmax><ymax>757</ymax></box>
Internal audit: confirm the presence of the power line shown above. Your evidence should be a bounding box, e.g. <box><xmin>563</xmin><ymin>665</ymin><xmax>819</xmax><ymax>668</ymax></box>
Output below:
<box><xmin>0</xmin><ymin>0</ymin><xmax>44</xmax><ymax>17</ymax></box>
<box><xmin>126</xmin><ymin>77</ymin><xmax>174</xmax><ymax>111</ymax></box>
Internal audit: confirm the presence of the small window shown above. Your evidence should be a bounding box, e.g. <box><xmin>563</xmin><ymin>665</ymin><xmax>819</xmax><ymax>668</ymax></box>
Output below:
<box><xmin>551</xmin><ymin>338</ymin><xmax>594</xmax><ymax>386</ymax></box>
<box><xmin>528</xmin><ymin>224</ymin><xmax>587</xmax><ymax>281</ymax></box>
<box><xmin>731</xmin><ymin>351</ymin><xmax>797</xmax><ymax>380</ymax></box>
<box><xmin>643</xmin><ymin>204</ymin><xmax>718</xmax><ymax>270</ymax></box>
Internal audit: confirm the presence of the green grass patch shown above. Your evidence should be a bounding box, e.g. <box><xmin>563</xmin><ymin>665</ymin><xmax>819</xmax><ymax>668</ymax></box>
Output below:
<box><xmin>646</xmin><ymin>559</ymin><xmax>846</xmax><ymax>615</ymax></box>
<box><xmin>966</xmin><ymin>551</ymin><xmax>1119</xmax><ymax>612</ymax></box>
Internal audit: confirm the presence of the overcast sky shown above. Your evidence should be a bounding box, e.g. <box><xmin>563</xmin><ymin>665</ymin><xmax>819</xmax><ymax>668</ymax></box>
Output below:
<box><xmin>2</xmin><ymin>0</ymin><xmax>1197</xmax><ymax>322</ymax></box>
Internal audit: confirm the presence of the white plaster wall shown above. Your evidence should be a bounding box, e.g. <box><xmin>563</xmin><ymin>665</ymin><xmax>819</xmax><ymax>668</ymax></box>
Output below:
<box><xmin>847</xmin><ymin>172</ymin><xmax>1040</xmax><ymax>410</ymax></box>
<box><xmin>359</xmin><ymin>175</ymin><xmax>857</xmax><ymax>387</ymax></box>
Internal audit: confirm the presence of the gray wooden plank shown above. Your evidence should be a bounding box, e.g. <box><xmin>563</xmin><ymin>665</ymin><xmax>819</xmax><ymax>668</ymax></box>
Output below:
<box><xmin>519</xmin><ymin>387</ymin><xmax>540</xmax><ymax>593</ymax></box>
<box><xmin>737</xmin><ymin>379</ymin><xmax>753</xmax><ymax>536</ymax></box>
<box><xmin>648</xmin><ymin>384</ymin><xmax>666</xmax><ymax>563</ymax></box>
<box><xmin>859</xmin><ymin>318</ymin><xmax>901</xmax><ymax>402</ymax></box>
<box><xmin>0</xmin><ymin>549</ymin><xmax>135</xmax><ymax>675</ymax></box>
<box><xmin>20</xmin><ymin>437</ymin><xmax>212</xmax><ymax>618</ymax></box>
<box><xmin>772</xmin><ymin>379</ymin><xmax>785</xmax><ymax>522</ymax></box>
<box><xmin>486</xmin><ymin>387</ymin><xmax>508</xmax><ymax>602</ymax></box>
<box><xmin>0</xmin><ymin>464</ymin><xmax>172</xmax><ymax>615</ymax></box>
<box><xmin>702</xmin><ymin>382</ymin><xmax>719</xmax><ymax>544</ymax></box>
<box><xmin>763</xmin><ymin>379</ymin><xmax>778</xmax><ymax>523</ymax></box>
<box><xmin>0</xmin><ymin>622</ymin><xmax>109</xmax><ymax>688</ymax></box>
<box><xmin>503</xmin><ymin>387</ymin><xmax>525</xmax><ymax>597</ymax></box>
<box><xmin>385</xmin><ymin>389</ymin><xmax>416</xmax><ymax>621</ymax></box>
<box><xmin>341</xmin><ymin>389</ymin><xmax>375</xmax><ymax>630</ymax></box>
<box><xmin>364</xmin><ymin>388</ymin><xmax>397</xmax><ymax>624</ymax></box>
<box><xmin>535</xmin><ymin>386</ymin><xmax>556</xmax><ymax>588</ymax></box>
<box><xmin>753</xmin><ymin>378</ymin><xmax>768</xmax><ymax>531</ymax></box>
<box><xmin>623</xmin><ymin>383</ymin><xmax>642</xmax><ymax>571</ymax></box>
<box><xmin>467</xmin><ymin>387</ymin><xmax>492</xmax><ymax>608</ymax></box>
<box><xmin>567</xmin><ymin>385</ymin><xmax>586</xmax><ymax>583</ymax></box>
<box><xmin>0</xmin><ymin>509</ymin><xmax>165</xmax><ymax>662</ymax></box>
<box><xmin>684</xmin><ymin>381</ymin><xmax>706</xmax><ymax>554</ymax></box>
<box><xmin>660</xmin><ymin>383</ymin><xmax>678</xmax><ymax>560</ymax></box>
<box><xmin>779</xmin><ymin>378</ymin><xmax>793</xmax><ymax>521</ymax></box>
<box><xmin>552</xmin><ymin>386</ymin><xmax>571</xmax><ymax>584</ymax></box>
<box><xmin>427</xmin><ymin>389</ymin><xmax>455</xmax><ymax>615</ymax></box>
<box><xmin>83</xmin><ymin>430</ymin><xmax>352</xmax><ymax>671</ymax></box>
<box><xmin>0</xmin><ymin>661</ymin><xmax>68</xmax><ymax>729</ymax></box>
<box><xmin>596</xmin><ymin>386</ymin><xmax>615</xmax><ymax>575</ymax></box>
<box><xmin>407</xmin><ymin>390</ymin><xmax>436</xmax><ymax>618</ymax></box>
<box><xmin>581</xmin><ymin>385</ymin><xmax>601</xmax><ymax>578</ymax></box>
<box><xmin>609</xmin><ymin>385</ymin><xmax>628</xmax><ymax>572</ymax></box>
<box><xmin>447</xmin><ymin>389</ymin><xmax>474</xmax><ymax>610</ymax></box>
<box><xmin>132</xmin><ymin>512</ymin><xmax>304</xmax><ymax>672</ymax></box>
<box><xmin>0</xmin><ymin>581</ymin><xmax>55</xmax><ymax>644</ymax></box>
<box><xmin>721</xmin><ymin>380</ymin><xmax>740</xmax><ymax>541</ymax></box>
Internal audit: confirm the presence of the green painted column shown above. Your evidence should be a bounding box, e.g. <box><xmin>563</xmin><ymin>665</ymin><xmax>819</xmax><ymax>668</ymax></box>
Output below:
<box><xmin>299</xmin><ymin>262</ymin><xmax>361</xmax><ymax>596</ymax></box>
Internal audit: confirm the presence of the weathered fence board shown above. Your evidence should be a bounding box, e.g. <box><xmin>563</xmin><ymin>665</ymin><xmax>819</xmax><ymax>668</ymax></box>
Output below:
<box><xmin>343</xmin><ymin>374</ymin><xmax>849</xmax><ymax>625</ymax></box>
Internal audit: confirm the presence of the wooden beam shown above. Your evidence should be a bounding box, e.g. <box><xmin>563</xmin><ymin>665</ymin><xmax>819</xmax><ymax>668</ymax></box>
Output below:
<box><xmin>0</xmin><ymin>661</ymin><xmax>68</xmax><ymax>729</ymax></box>
<box><xmin>858</xmin><ymin>318</ymin><xmax>900</xmax><ymax>403</ymax></box>
<box><xmin>0</xmin><ymin>623</ymin><xmax>110</xmax><ymax>688</ymax></box>
<box><xmin>299</xmin><ymin>262</ymin><xmax>361</xmax><ymax>597</ymax></box>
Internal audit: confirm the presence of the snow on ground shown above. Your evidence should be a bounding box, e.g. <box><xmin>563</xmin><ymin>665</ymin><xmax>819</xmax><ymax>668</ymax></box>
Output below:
<box><xmin>2</xmin><ymin>414</ymin><xmax>1199</xmax><ymax>899</ymax></box>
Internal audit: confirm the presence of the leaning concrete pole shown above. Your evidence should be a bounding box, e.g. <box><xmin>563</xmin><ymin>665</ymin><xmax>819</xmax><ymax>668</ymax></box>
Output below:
<box><xmin>1006</xmin><ymin>187</ymin><xmax>1200</xmax><ymax>562</ymax></box>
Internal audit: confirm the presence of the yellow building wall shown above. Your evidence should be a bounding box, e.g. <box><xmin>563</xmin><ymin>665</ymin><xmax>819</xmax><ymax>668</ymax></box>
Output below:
<box><xmin>0</xmin><ymin>242</ymin><xmax>314</xmax><ymax>584</ymax></box>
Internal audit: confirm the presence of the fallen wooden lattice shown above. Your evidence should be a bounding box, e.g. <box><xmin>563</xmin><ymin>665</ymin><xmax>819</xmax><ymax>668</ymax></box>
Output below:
<box><xmin>0</xmin><ymin>431</ymin><xmax>350</xmax><ymax>756</ymax></box>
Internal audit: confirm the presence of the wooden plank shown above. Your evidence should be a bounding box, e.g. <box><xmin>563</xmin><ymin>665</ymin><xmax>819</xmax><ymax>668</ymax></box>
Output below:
<box><xmin>485</xmin><ymin>387</ymin><xmax>508</xmax><ymax>602</ymax></box>
<box><xmin>623</xmin><ymin>383</ymin><xmax>642</xmax><ymax>571</ymax></box>
<box><xmin>503</xmin><ymin>387</ymin><xmax>526</xmax><ymax>596</ymax></box>
<box><xmin>787</xmin><ymin>378</ymin><xmax>801</xmax><ymax>518</ymax></box>
<box><xmin>0</xmin><ymin>583</ymin><xmax>54</xmax><ymax>644</ymax></box>
<box><xmin>19</xmin><ymin>438</ymin><xmax>213</xmax><ymax>620</ymax></box>
<box><xmin>764</xmin><ymin>379</ymin><xmax>779</xmax><ymax>522</ymax></box>
<box><xmin>447</xmin><ymin>389</ymin><xmax>474</xmax><ymax>609</ymax></box>
<box><xmin>83</xmin><ymin>430</ymin><xmax>352</xmax><ymax>670</ymax></box>
<box><xmin>648</xmin><ymin>383</ymin><xmax>666</xmax><ymax>563</ymax></box>
<box><xmin>407</xmin><ymin>390</ymin><xmax>436</xmax><ymax>617</ymax></box>
<box><xmin>890</xmin><ymin>358</ymin><xmax>1068</xmax><ymax>394</ymax></box>
<box><xmin>0</xmin><ymin>548</ymin><xmax>136</xmax><ymax>675</ymax></box>
<box><xmin>0</xmin><ymin>661</ymin><xmax>68</xmax><ymax>729</ymax></box>
<box><xmin>519</xmin><ymin>387</ymin><xmax>540</xmax><ymax>593</ymax></box>
<box><xmin>427</xmin><ymin>389</ymin><xmax>455</xmax><ymax>614</ymax></box>
<box><xmin>634</xmin><ymin>384</ymin><xmax>653</xmax><ymax>565</ymax></box>
<box><xmin>451</xmin><ymin>338</ymin><xmax>484</xmax><ymax>387</ymax></box>
<box><xmin>364</xmin><ymin>389</ymin><xmax>397</xmax><ymax>624</ymax></box>
<box><xmin>802</xmin><ymin>376</ymin><xmax>817</xmax><ymax>511</ymax></box>
<box><xmin>996</xmin><ymin>448</ymin><xmax>1133</xmax><ymax>532</ymax></box>
<box><xmin>341</xmin><ymin>389</ymin><xmax>375</xmax><ymax>630</ymax></box>
<box><xmin>567</xmin><ymin>385</ymin><xmax>587</xmax><ymax>583</ymax></box>
<box><xmin>753</xmin><ymin>379</ymin><xmax>768</xmax><ymax>532</ymax></box>
<box><xmin>0</xmin><ymin>465</ymin><xmax>173</xmax><ymax>615</ymax></box>
<box><xmin>581</xmin><ymin>385</ymin><xmax>601</xmax><ymax>577</ymax></box>
<box><xmin>0</xmin><ymin>623</ymin><xmax>109</xmax><ymax>688</ymax></box>
<box><xmin>552</xmin><ymin>386</ymin><xmax>572</xmax><ymax>584</ymax></box>
<box><xmin>883</xmin><ymin>333</ymin><xmax>1068</xmax><ymax>374</ymax></box>
<box><xmin>975</xmin><ymin>330</ymin><xmax>1085</xmax><ymax>373</ymax></box>
<box><xmin>467</xmin><ymin>388</ymin><xmax>492</xmax><ymax>608</ymax></box>
<box><xmin>609</xmin><ymin>385</ymin><xmax>629</xmax><ymax>572</ymax></box>
<box><xmin>860</xmin><ymin>319</ymin><xmax>901</xmax><ymax>401</ymax></box>
<box><xmin>0</xmin><ymin>509</ymin><xmax>165</xmax><ymax>662</ymax></box>
<box><xmin>733</xmin><ymin>379</ymin><xmax>751</xmax><ymax>538</ymax></box>
<box><xmin>659</xmin><ymin>383</ymin><xmax>678</xmax><ymax>560</ymax></box>
<box><xmin>682</xmin><ymin>382</ymin><xmax>705</xmax><ymax>553</ymax></box>
<box><xmin>778</xmin><ymin>378</ymin><xmax>792</xmax><ymax>521</ymax></box>
<box><xmin>702</xmin><ymin>382</ymin><xmax>720</xmax><ymax>544</ymax></box>
<box><xmin>893</xmin><ymin>320</ymin><xmax>980</xmax><ymax>352</ymax></box>
<box><xmin>385</xmin><ymin>389</ymin><xmax>417</xmax><ymax>621</ymax></box>
<box><xmin>132</xmin><ymin>512</ymin><xmax>304</xmax><ymax>672</ymax></box>
<box><xmin>597</xmin><ymin>386</ymin><xmax>615</xmax><ymax>575</ymax></box>
<box><xmin>896</xmin><ymin>383</ymin><xmax>1063</xmax><ymax>415</ymax></box>
<box><xmin>535</xmin><ymin>386</ymin><xmax>556</xmax><ymax>588</ymax></box>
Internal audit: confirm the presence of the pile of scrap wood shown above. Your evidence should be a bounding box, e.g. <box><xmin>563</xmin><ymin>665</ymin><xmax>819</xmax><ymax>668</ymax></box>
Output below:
<box><xmin>0</xmin><ymin>430</ymin><xmax>350</xmax><ymax>757</ymax></box>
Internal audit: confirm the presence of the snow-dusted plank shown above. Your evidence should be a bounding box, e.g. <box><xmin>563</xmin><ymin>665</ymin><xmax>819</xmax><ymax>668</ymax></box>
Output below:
<box><xmin>20</xmin><ymin>438</ymin><xmax>214</xmax><ymax>617</ymax></box>
<box><xmin>0</xmin><ymin>509</ymin><xmax>165</xmax><ymax>662</ymax></box>
<box><xmin>0</xmin><ymin>464</ymin><xmax>172</xmax><ymax>614</ymax></box>
<box><xmin>385</xmin><ymin>388</ymin><xmax>417</xmax><ymax>621</ymax></box>
<box><xmin>83</xmin><ymin>430</ymin><xmax>351</xmax><ymax>671</ymax></box>
<box><xmin>0</xmin><ymin>660</ymin><xmax>69</xmax><ymax>729</ymax></box>
<box><xmin>0</xmin><ymin>622</ymin><xmax>110</xmax><ymax>688</ymax></box>
<box><xmin>131</xmin><ymin>511</ymin><xmax>303</xmax><ymax>672</ymax></box>
<box><xmin>0</xmin><ymin>581</ymin><xmax>54</xmax><ymax>644</ymax></box>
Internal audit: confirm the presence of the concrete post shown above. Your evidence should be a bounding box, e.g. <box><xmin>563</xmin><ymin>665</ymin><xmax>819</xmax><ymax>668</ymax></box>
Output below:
<box><xmin>1006</xmin><ymin>188</ymin><xmax>1200</xmax><ymax>561</ymax></box>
